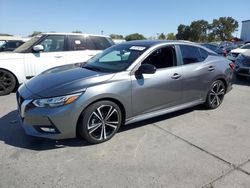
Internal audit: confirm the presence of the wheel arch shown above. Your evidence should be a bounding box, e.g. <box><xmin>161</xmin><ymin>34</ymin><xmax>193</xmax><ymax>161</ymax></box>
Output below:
<box><xmin>76</xmin><ymin>97</ymin><xmax>126</xmax><ymax>137</ymax></box>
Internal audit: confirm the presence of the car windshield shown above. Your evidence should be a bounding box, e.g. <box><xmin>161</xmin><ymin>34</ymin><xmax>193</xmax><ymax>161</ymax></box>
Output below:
<box><xmin>83</xmin><ymin>44</ymin><xmax>148</xmax><ymax>73</ymax></box>
<box><xmin>14</xmin><ymin>36</ymin><xmax>41</xmax><ymax>53</ymax></box>
<box><xmin>241</xmin><ymin>44</ymin><xmax>250</xmax><ymax>49</ymax></box>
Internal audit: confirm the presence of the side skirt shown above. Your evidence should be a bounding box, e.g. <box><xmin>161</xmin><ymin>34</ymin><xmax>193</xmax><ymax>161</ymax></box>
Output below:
<box><xmin>125</xmin><ymin>99</ymin><xmax>204</xmax><ymax>125</ymax></box>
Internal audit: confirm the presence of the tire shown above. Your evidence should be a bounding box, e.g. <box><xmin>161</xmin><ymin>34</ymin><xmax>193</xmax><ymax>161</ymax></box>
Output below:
<box><xmin>0</xmin><ymin>69</ymin><xmax>17</xmax><ymax>96</ymax></box>
<box><xmin>78</xmin><ymin>100</ymin><xmax>122</xmax><ymax>144</ymax></box>
<box><xmin>205</xmin><ymin>80</ymin><xmax>225</xmax><ymax>109</ymax></box>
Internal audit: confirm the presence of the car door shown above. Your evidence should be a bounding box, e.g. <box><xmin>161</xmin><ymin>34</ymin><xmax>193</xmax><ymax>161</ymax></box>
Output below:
<box><xmin>24</xmin><ymin>35</ymin><xmax>66</xmax><ymax>78</ymax></box>
<box><xmin>178</xmin><ymin>44</ymin><xmax>216</xmax><ymax>103</ymax></box>
<box><xmin>131</xmin><ymin>45</ymin><xmax>183</xmax><ymax>116</ymax></box>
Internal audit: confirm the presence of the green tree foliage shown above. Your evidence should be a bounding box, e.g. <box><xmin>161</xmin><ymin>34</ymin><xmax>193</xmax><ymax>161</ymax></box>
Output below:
<box><xmin>176</xmin><ymin>24</ymin><xmax>190</xmax><ymax>40</ymax></box>
<box><xmin>72</xmin><ymin>30</ymin><xmax>82</xmax><ymax>33</ymax></box>
<box><xmin>189</xmin><ymin>20</ymin><xmax>209</xmax><ymax>42</ymax></box>
<box><xmin>29</xmin><ymin>31</ymin><xmax>43</xmax><ymax>37</ymax></box>
<box><xmin>158</xmin><ymin>33</ymin><xmax>166</xmax><ymax>40</ymax></box>
<box><xmin>175</xmin><ymin>17</ymin><xmax>238</xmax><ymax>42</ymax></box>
<box><xmin>110</xmin><ymin>34</ymin><xmax>124</xmax><ymax>39</ymax></box>
<box><xmin>210</xmin><ymin>17</ymin><xmax>238</xmax><ymax>41</ymax></box>
<box><xmin>166</xmin><ymin>33</ymin><xmax>176</xmax><ymax>40</ymax></box>
<box><xmin>125</xmin><ymin>33</ymin><xmax>146</xmax><ymax>41</ymax></box>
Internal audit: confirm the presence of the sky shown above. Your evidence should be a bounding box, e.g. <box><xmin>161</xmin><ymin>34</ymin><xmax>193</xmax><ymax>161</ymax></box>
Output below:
<box><xmin>0</xmin><ymin>0</ymin><xmax>250</xmax><ymax>37</ymax></box>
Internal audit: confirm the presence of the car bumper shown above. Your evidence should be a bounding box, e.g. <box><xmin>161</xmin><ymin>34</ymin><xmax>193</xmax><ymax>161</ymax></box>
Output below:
<box><xmin>17</xmin><ymin>93</ymin><xmax>83</xmax><ymax>140</ymax></box>
<box><xmin>234</xmin><ymin>66</ymin><xmax>250</xmax><ymax>77</ymax></box>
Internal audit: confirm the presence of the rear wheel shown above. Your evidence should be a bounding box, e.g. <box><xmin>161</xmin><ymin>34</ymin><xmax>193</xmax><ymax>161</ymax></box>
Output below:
<box><xmin>205</xmin><ymin>80</ymin><xmax>225</xmax><ymax>109</ymax></box>
<box><xmin>78</xmin><ymin>100</ymin><xmax>122</xmax><ymax>144</ymax></box>
<box><xmin>0</xmin><ymin>69</ymin><xmax>17</xmax><ymax>96</ymax></box>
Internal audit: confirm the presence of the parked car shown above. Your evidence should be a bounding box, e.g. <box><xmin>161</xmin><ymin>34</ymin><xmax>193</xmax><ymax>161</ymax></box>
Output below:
<box><xmin>234</xmin><ymin>50</ymin><xmax>250</xmax><ymax>79</ymax></box>
<box><xmin>227</xmin><ymin>43</ymin><xmax>250</xmax><ymax>62</ymax></box>
<box><xmin>200</xmin><ymin>43</ymin><xmax>227</xmax><ymax>56</ymax></box>
<box><xmin>17</xmin><ymin>40</ymin><xmax>234</xmax><ymax>144</ymax></box>
<box><xmin>0</xmin><ymin>40</ymin><xmax>25</xmax><ymax>52</ymax></box>
<box><xmin>218</xmin><ymin>41</ymin><xmax>237</xmax><ymax>53</ymax></box>
<box><xmin>0</xmin><ymin>33</ymin><xmax>114</xmax><ymax>95</ymax></box>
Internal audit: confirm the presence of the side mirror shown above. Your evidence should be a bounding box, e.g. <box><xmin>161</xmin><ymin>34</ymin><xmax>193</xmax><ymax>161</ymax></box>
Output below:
<box><xmin>33</xmin><ymin>45</ymin><xmax>44</xmax><ymax>52</ymax></box>
<box><xmin>137</xmin><ymin>64</ymin><xmax>156</xmax><ymax>74</ymax></box>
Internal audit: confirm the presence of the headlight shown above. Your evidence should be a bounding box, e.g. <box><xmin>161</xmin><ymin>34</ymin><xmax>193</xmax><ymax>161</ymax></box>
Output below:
<box><xmin>33</xmin><ymin>93</ymin><xmax>82</xmax><ymax>108</ymax></box>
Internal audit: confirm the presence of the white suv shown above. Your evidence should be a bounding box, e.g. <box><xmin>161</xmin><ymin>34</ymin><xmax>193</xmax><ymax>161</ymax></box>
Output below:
<box><xmin>0</xmin><ymin>33</ymin><xmax>114</xmax><ymax>95</ymax></box>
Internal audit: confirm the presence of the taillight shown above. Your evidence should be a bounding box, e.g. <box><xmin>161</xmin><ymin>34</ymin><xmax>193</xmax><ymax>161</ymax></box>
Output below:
<box><xmin>229</xmin><ymin>63</ymin><xmax>235</xmax><ymax>70</ymax></box>
<box><xmin>224</xmin><ymin>50</ymin><xmax>227</xmax><ymax>57</ymax></box>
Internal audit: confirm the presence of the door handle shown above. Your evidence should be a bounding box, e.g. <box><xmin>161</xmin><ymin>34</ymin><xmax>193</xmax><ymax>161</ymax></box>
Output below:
<box><xmin>208</xmin><ymin>66</ymin><xmax>215</xmax><ymax>71</ymax></box>
<box><xmin>171</xmin><ymin>73</ymin><xmax>181</xmax><ymax>79</ymax></box>
<box><xmin>54</xmin><ymin>55</ymin><xmax>63</xmax><ymax>58</ymax></box>
<box><xmin>88</xmin><ymin>54</ymin><xmax>94</xmax><ymax>57</ymax></box>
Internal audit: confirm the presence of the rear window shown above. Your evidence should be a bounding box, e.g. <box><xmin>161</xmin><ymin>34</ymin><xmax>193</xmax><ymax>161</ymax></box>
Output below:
<box><xmin>180</xmin><ymin>45</ymin><xmax>208</xmax><ymax>65</ymax></box>
<box><xmin>86</xmin><ymin>36</ymin><xmax>113</xmax><ymax>50</ymax></box>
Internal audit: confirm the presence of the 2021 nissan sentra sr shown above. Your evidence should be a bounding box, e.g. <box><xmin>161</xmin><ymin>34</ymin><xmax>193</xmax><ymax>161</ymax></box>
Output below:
<box><xmin>17</xmin><ymin>40</ymin><xmax>234</xmax><ymax>144</ymax></box>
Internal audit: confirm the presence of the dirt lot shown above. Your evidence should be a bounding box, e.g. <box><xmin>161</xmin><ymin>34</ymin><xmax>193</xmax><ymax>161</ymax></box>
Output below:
<box><xmin>0</xmin><ymin>79</ymin><xmax>250</xmax><ymax>188</ymax></box>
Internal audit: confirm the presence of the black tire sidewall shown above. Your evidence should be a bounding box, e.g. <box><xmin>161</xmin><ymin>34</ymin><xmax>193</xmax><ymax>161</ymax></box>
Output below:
<box><xmin>79</xmin><ymin>100</ymin><xmax>122</xmax><ymax>144</ymax></box>
<box><xmin>0</xmin><ymin>69</ymin><xmax>16</xmax><ymax>96</ymax></box>
<box><xmin>205</xmin><ymin>80</ymin><xmax>225</xmax><ymax>109</ymax></box>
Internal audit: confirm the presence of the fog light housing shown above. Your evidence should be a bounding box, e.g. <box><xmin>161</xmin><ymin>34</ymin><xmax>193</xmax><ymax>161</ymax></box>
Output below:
<box><xmin>35</xmin><ymin>126</ymin><xmax>59</xmax><ymax>134</ymax></box>
<box><xmin>40</xmin><ymin>127</ymin><xmax>56</xmax><ymax>133</ymax></box>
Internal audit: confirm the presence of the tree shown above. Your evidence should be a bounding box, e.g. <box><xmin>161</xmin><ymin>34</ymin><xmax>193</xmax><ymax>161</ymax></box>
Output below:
<box><xmin>189</xmin><ymin>20</ymin><xmax>209</xmax><ymax>42</ymax></box>
<box><xmin>29</xmin><ymin>31</ymin><xmax>43</xmax><ymax>37</ymax></box>
<box><xmin>175</xmin><ymin>24</ymin><xmax>190</xmax><ymax>40</ymax></box>
<box><xmin>158</xmin><ymin>33</ymin><xmax>166</xmax><ymax>40</ymax></box>
<box><xmin>110</xmin><ymin>34</ymin><xmax>124</xmax><ymax>39</ymax></box>
<box><xmin>166</xmin><ymin>33</ymin><xmax>176</xmax><ymax>40</ymax></box>
<box><xmin>72</xmin><ymin>30</ymin><xmax>82</xmax><ymax>33</ymax></box>
<box><xmin>210</xmin><ymin>17</ymin><xmax>238</xmax><ymax>41</ymax></box>
<box><xmin>125</xmin><ymin>33</ymin><xmax>146</xmax><ymax>41</ymax></box>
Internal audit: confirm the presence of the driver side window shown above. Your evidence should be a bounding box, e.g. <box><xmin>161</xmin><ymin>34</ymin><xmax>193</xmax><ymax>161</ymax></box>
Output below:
<box><xmin>142</xmin><ymin>46</ymin><xmax>176</xmax><ymax>69</ymax></box>
<box><xmin>39</xmin><ymin>35</ymin><xmax>65</xmax><ymax>52</ymax></box>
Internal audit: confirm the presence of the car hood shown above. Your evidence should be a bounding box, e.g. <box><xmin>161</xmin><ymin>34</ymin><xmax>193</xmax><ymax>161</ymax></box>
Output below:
<box><xmin>23</xmin><ymin>64</ymin><xmax>115</xmax><ymax>98</ymax></box>
<box><xmin>0</xmin><ymin>52</ymin><xmax>24</xmax><ymax>60</ymax></box>
<box><xmin>230</xmin><ymin>48</ymin><xmax>249</xmax><ymax>54</ymax></box>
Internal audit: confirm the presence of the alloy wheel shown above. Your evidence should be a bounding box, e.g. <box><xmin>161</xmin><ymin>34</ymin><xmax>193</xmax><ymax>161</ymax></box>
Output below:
<box><xmin>0</xmin><ymin>70</ymin><xmax>16</xmax><ymax>95</ymax></box>
<box><xmin>208</xmin><ymin>81</ymin><xmax>225</xmax><ymax>108</ymax></box>
<box><xmin>87</xmin><ymin>105</ymin><xmax>120</xmax><ymax>141</ymax></box>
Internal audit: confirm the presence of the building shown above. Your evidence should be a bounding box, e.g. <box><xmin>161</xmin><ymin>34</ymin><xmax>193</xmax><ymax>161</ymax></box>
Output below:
<box><xmin>240</xmin><ymin>20</ymin><xmax>250</xmax><ymax>43</ymax></box>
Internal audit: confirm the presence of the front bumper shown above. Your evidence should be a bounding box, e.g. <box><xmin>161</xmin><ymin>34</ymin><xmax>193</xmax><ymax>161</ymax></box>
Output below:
<box><xmin>16</xmin><ymin>92</ymin><xmax>83</xmax><ymax>140</ymax></box>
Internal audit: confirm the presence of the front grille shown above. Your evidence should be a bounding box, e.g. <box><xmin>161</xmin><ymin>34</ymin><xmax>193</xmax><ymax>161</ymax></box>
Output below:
<box><xmin>238</xmin><ymin>68</ymin><xmax>250</xmax><ymax>75</ymax></box>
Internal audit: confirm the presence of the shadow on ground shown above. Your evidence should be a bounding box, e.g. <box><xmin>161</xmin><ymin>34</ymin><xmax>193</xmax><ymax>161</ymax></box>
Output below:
<box><xmin>0</xmin><ymin>105</ymin><xmax>204</xmax><ymax>151</ymax></box>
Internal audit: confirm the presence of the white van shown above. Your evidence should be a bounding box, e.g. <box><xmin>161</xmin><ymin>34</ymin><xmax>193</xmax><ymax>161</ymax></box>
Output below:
<box><xmin>0</xmin><ymin>33</ymin><xmax>114</xmax><ymax>95</ymax></box>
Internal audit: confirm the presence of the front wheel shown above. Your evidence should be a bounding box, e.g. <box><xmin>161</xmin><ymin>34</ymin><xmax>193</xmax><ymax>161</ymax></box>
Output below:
<box><xmin>0</xmin><ymin>69</ymin><xmax>17</xmax><ymax>96</ymax></box>
<box><xmin>205</xmin><ymin>80</ymin><xmax>225</xmax><ymax>109</ymax></box>
<box><xmin>78</xmin><ymin>101</ymin><xmax>122</xmax><ymax>144</ymax></box>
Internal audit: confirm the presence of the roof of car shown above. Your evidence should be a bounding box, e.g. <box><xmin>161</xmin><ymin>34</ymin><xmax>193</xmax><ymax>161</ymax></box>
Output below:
<box><xmin>42</xmin><ymin>32</ymin><xmax>111</xmax><ymax>38</ymax></box>
<box><xmin>119</xmin><ymin>40</ymin><xmax>199</xmax><ymax>48</ymax></box>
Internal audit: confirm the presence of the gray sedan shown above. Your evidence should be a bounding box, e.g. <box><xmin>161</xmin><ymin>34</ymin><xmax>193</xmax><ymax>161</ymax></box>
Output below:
<box><xmin>17</xmin><ymin>40</ymin><xmax>234</xmax><ymax>144</ymax></box>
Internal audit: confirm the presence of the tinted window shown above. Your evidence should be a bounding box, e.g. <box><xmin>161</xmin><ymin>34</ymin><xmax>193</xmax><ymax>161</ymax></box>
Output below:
<box><xmin>39</xmin><ymin>35</ymin><xmax>65</xmax><ymax>52</ymax></box>
<box><xmin>180</xmin><ymin>45</ymin><xmax>208</xmax><ymax>65</ymax></box>
<box><xmin>241</xmin><ymin>44</ymin><xmax>250</xmax><ymax>49</ymax></box>
<box><xmin>83</xmin><ymin>44</ymin><xmax>147</xmax><ymax>72</ymax></box>
<box><xmin>142</xmin><ymin>46</ymin><xmax>176</xmax><ymax>69</ymax></box>
<box><xmin>68</xmin><ymin>35</ymin><xmax>87</xmax><ymax>51</ymax></box>
<box><xmin>87</xmin><ymin>36</ymin><xmax>112</xmax><ymax>50</ymax></box>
